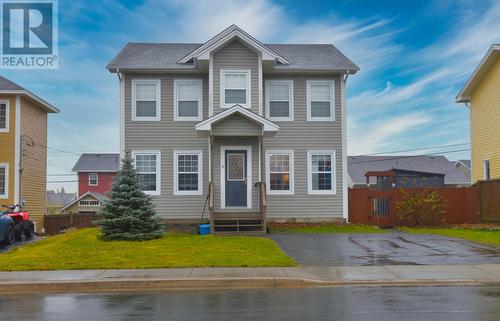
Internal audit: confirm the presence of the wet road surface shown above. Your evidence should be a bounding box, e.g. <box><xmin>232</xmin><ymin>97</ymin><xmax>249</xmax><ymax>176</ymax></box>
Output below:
<box><xmin>269</xmin><ymin>231</ymin><xmax>500</xmax><ymax>266</ymax></box>
<box><xmin>1</xmin><ymin>286</ymin><xmax>500</xmax><ymax>320</ymax></box>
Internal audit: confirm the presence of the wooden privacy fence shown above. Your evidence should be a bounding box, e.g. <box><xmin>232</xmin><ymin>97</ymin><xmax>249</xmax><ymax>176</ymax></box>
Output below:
<box><xmin>349</xmin><ymin>187</ymin><xmax>479</xmax><ymax>227</ymax></box>
<box><xmin>44</xmin><ymin>213</ymin><xmax>100</xmax><ymax>235</ymax></box>
<box><xmin>477</xmin><ymin>179</ymin><xmax>500</xmax><ymax>222</ymax></box>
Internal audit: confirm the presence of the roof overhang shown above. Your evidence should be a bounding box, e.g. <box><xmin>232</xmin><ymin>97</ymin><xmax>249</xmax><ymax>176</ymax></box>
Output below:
<box><xmin>178</xmin><ymin>25</ymin><xmax>289</xmax><ymax>65</ymax></box>
<box><xmin>195</xmin><ymin>105</ymin><xmax>279</xmax><ymax>134</ymax></box>
<box><xmin>60</xmin><ymin>191</ymin><xmax>108</xmax><ymax>211</ymax></box>
<box><xmin>0</xmin><ymin>89</ymin><xmax>59</xmax><ymax>113</ymax></box>
<box><xmin>456</xmin><ymin>44</ymin><xmax>500</xmax><ymax>103</ymax></box>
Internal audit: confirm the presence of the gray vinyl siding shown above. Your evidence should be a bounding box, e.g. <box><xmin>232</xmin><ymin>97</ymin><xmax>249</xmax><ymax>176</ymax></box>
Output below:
<box><xmin>263</xmin><ymin>74</ymin><xmax>344</xmax><ymax>219</ymax></box>
<box><xmin>212</xmin><ymin>114</ymin><xmax>262</xmax><ymax>136</ymax></box>
<box><xmin>124</xmin><ymin>73</ymin><xmax>209</xmax><ymax>219</ymax></box>
<box><xmin>123</xmin><ymin>70</ymin><xmax>345</xmax><ymax>220</ymax></box>
<box><xmin>212</xmin><ymin>136</ymin><xmax>259</xmax><ymax>211</ymax></box>
<box><xmin>213</xmin><ymin>39</ymin><xmax>259</xmax><ymax>114</ymax></box>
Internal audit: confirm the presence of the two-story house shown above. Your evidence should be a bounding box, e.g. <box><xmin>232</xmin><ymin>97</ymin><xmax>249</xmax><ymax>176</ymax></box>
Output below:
<box><xmin>61</xmin><ymin>153</ymin><xmax>119</xmax><ymax>215</ymax></box>
<box><xmin>107</xmin><ymin>25</ymin><xmax>358</xmax><ymax>233</ymax></box>
<box><xmin>456</xmin><ymin>44</ymin><xmax>500</xmax><ymax>183</ymax></box>
<box><xmin>0</xmin><ymin>75</ymin><xmax>59</xmax><ymax>231</ymax></box>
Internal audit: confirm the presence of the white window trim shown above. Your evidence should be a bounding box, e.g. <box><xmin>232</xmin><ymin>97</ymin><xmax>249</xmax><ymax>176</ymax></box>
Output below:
<box><xmin>131</xmin><ymin>79</ymin><xmax>161</xmax><ymax>121</ymax></box>
<box><xmin>173</xmin><ymin>150</ymin><xmax>203</xmax><ymax>196</ymax></box>
<box><xmin>220</xmin><ymin>69</ymin><xmax>251</xmax><ymax>109</ymax></box>
<box><xmin>306</xmin><ymin>80</ymin><xmax>335</xmax><ymax>122</ymax></box>
<box><xmin>173</xmin><ymin>79</ymin><xmax>203</xmax><ymax>121</ymax></box>
<box><xmin>0</xmin><ymin>99</ymin><xmax>9</xmax><ymax>133</ymax></box>
<box><xmin>307</xmin><ymin>150</ymin><xmax>336</xmax><ymax>195</ymax></box>
<box><xmin>484</xmin><ymin>159</ymin><xmax>491</xmax><ymax>180</ymax></box>
<box><xmin>79</xmin><ymin>200</ymin><xmax>100</xmax><ymax>206</ymax></box>
<box><xmin>88</xmin><ymin>173</ymin><xmax>98</xmax><ymax>186</ymax></box>
<box><xmin>265</xmin><ymin>80</ymin><xmax>294</xmax><ymax>121</ymax></box>
<box><xmin>265</xmin><ymin>150</ymin><xmax>294</xmax><ymax>195</ymax></box>
<box><xmin>132</xmin><ymin>150</ymin><xmax>161</xmax><ymax>196</ymax></box>
<box><xmin>0</xmin><ymin>163</ymin><xmax>8</xmax><ymax>199</ymax></box>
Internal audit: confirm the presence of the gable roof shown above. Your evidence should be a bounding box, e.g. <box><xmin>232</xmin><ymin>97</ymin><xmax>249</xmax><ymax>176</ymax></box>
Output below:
<box><xmin>195</xmin><ymin>105</ymin><xmax>279</xmax><ymax>133</ymax></box>
<box><xmin>107</xmin><ymin>26</ymin><xmax>359</xmax><ymax>73</ymax></box>
<box><xmin>455</xmin><ymin>159</ymin><xmax>471</xmax><ymax>169</ymax></box>
<box><xmin>456</xmin><ymin>44</ymin><xmax>500</xmax><ymax>103</ymax></box>
<box><xmin>348</xmin><ymin>155</ymin><xmax>471</xmax><ymax>186</ymax></box>
<box><xmin>60</xmin><ymin>191</ymin><xmax>110</xmax><ymax>212</ymax></box>
<box><xmin>72</xmin><ymin>153</ymin><xmax>120</xmax><ymax>172</ymax></box>
<box><xmin>178</xmin><ymin>25</ymin><xmax>288</xmax><ymax>64</ymax></box>
<box><xmin>0</xmin><ymin>75</ymin><xmax>59</xmax><ymax>113</ymax></box>
<box><xmin>46</xmin><ymin>191</ymin><xmax>76</xmax><ymax>207</ymax></box>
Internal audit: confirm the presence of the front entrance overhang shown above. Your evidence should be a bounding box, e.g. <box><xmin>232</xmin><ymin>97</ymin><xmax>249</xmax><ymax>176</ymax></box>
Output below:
<box><xmin>195</xmin><ymin>105</ymin><xmax>279</xmax><ymax>137</ymax></box>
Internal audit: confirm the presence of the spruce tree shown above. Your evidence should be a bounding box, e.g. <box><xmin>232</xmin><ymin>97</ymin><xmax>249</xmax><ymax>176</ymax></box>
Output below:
<box><xmin>96</xmin><ymin>154</ymin><xmax>164</xmax><ymax>240</ymax></box>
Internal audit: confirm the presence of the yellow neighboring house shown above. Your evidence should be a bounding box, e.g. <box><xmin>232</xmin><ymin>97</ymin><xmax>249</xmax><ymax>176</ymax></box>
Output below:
<box><xmin>456</xmin><ymin>44</ymin><xmax>500</xmax><ymax>183</ymax></box>
<box><xmin>0</xmin><ymin>75</ymin><xmax>59</xmax><ymax>232</ymax></box>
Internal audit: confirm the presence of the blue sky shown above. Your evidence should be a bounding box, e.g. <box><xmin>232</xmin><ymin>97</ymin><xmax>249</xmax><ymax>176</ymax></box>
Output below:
<box><xmin>3</xmin><ymin>0</ymin><xmax>500</xmax><ymax>192</ymax></box>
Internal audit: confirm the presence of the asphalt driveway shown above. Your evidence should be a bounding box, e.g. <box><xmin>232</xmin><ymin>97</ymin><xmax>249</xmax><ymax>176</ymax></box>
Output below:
<box><xmin>269</xmin><ymin>230</ymin><xmax>500</xmax><ymax>266</ymax></box>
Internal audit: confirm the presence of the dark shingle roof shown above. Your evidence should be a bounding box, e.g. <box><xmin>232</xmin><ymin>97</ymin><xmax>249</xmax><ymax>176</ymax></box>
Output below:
<box><xmin>0</xmin><ymin>75</ymin><xmax>25</xmax><ymax>90</ymax></box>
<box><xmin>107</xmin><ymin>43</ymin><xmax>358</xmax><ymax>72</ymax></box>
<box><xmin>72</xmin><ymin>154</ymin><xmax>120</xmax><ymax>172</ymax></box>
<box><xmin>348</xmin><ymin>155</ymin><xmax>471</xmax><ymax>186</ymax></box>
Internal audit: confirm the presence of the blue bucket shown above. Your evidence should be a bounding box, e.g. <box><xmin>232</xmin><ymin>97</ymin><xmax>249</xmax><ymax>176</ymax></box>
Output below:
<box><xmin>198</xmin><ymin>223</ymin><xmax>211</xmax><ymax>235</ymax></box>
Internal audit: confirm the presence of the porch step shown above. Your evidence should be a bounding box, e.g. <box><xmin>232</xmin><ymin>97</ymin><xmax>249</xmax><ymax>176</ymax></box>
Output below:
<box><xmin>212</xmin><ymin>212</ymin><xmax>266</xmax><ymax>235</ymax></box>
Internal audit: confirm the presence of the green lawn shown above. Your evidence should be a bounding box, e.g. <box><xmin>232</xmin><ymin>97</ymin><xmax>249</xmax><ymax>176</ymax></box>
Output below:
<box><xmin>400</xmin><ymin>227</ymin><xmax>500</xmax><ymax>247</ymax></box>
<box><xmin>268</xmin><ymin>223</ymin><xmax>386</xmax><ymax>234</ymax></box>
<box><xmin>0</xmin><ymin>228</ymin><xmax>296</xmax><ymax>271</ymax></box>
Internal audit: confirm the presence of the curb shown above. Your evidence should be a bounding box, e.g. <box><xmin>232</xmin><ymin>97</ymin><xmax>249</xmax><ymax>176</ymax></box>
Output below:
<box><xmin>0</xmin><ymin>277</ymin><xmax>492</xmax><ymax>294</ymax></box>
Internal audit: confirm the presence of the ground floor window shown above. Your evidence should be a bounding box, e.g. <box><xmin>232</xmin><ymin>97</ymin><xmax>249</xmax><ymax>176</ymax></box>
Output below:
<box><xmin>132</xmin><ymin>151</ymin><xmax>161</xmax><ymax>195</ymax></box>
<box><xmin>174</xmin><ymin>150</ymin><xmax>203</xmax><ymax>195</ymax></box>
<box><xmin>0</xmin><ymin>163</ymin><xmax>7</xmax><ymax>199</ymax></box>
<box><xmin>266</xmin><ymin>150</ymin><xmax>294</xmax><ymax>194</ymax></box>
<box><xmin>307</xmin><ymin>150</ymin><xmax>336</xmax><ymax>194</ymax></box>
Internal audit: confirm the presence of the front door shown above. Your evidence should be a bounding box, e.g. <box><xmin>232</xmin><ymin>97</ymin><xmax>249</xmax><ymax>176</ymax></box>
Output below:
<box><xmin>225</xmin><ymin>150</ymin><xmax>247</xmax><ymax>207</ymax></box>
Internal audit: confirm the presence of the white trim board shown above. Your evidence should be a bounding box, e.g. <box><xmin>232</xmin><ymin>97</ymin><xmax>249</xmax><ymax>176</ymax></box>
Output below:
<box><xmin>173</xmin><ymin>79</ymin><xmax>203</xmax><ymax>121</ymax></box>
<box><xmin>265</xmin><ymin>80</ymin><xmax>294</xmax><ymax>121</ymax></box>
<box><xmin>131</xmin><ymin>150</ymin><xmax>161</xmax><ymax>196</ymax></box>
<box><xmin>265</xmin><ymin>149</ymin><xmax>294</xmax><ymax>195</ymax></box>
<box><xmin>173</xmin><ymin>150</ymin><xmax>203</xmax><ymax>196</ymax></box>
<box><xmin>220</xmin><ymin>145</ymin><xmax>252</xmax><ymax>209</ymax></box>
<box><xmin>131</xmin><ymin>79</ymin><xmax>161</xmax><ymax>122</ymax></box>
<box><xmin>307</xmin><ymin>150</ymin><xmax>337</xmax><ymax>195</ymax></box>
<box><xmin>0</xmin><ymin>163</ymin><xmax>9</xmax><ymax>199</ymax></box>
<box><xmin>0</xmin><ymin>99</ymin><xmax>10</xmax><ymax>133</ymax></box>
<box><xmin>306</xmin><ymin>80</ymin><xmax>335</xmax><ymax>122</ymax></box>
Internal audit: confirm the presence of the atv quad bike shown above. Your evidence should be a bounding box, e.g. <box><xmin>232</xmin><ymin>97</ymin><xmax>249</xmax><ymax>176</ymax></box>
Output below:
<box><xmin>1</xmin><ymin>204</ymin><xmax>35</xmax><ymax>242</ymax></box>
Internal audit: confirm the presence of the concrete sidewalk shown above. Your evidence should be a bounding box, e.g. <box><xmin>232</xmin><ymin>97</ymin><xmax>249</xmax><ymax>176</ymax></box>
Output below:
<box><xmin>1</xmin><ymin>264</ymin><xmax>500</xmax><ymax>293</ymax></box>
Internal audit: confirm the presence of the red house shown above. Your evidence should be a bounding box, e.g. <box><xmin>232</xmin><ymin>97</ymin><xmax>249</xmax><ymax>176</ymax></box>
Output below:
<box><xmin>72</xmin><ymin>154</ymin><xmax>120</xmax><ymax>196</ymax></box>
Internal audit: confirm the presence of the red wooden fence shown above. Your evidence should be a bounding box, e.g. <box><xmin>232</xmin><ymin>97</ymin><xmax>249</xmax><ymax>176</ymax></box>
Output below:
<box><xmin>348</xmin><ymin>187</ymin><xmax>479</xmax><ymax>227</ymax></box>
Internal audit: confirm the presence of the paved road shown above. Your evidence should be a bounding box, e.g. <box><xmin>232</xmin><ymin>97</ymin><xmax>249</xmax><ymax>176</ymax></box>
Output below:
<box><xmin>1</xmin><ymin>286</ymin><xmax>500</xmax><ymax>320</ymax></box>
<box><xmin>269</xmin><ymin>231</ymin><xmax>500</xmax><ymax>266</ymax></box>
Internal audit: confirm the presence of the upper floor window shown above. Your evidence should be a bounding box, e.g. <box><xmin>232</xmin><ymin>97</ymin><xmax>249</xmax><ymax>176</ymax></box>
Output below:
<box><xmin>79</xmin><ymin>200</ymin><xmax>100</xmax><ymax>206</ymax></box>
<box><xmin>133</xmin><ymin>151</ymin><xmax>161</xmax><ymax>195</ymax></box>
<box><xmin>221</xmin><ymin>70</ymin><xmax>250</xmax><ymax>108</ymax></box>
<box><xmin>132</xmin><ymin>79</ymin><xmax>161</xmax><ymax>121</ymax></box>
<box><xmin>307</xmin><ymin>150</ymin><xmax>336</xmax><ymax>195</ymax></box>
<box><xmin>484</xmin><ymin>160</ymin><xmax>491</xmax><ymax>180</ymax></box>
<box><xmin>307</xmin><ymin>80</ymin><xmax>335</xmax><ymax>121</ymax></box>
<box><xmin>0</xmin><ymin>163</ymin><xmax>8</xmax><ymax>199</ymax></box>
<box><xmin>174</xmin><ymin>79</ymin><xmax>203</xmax><ymax>121</ymax></box>
<box><xmin>174</xmin><ymin>150</ymin><xmax>203</xmax><ymax>195</ymax></box>
<box><xmin>266</xmin><ymin>150</ymin><xmax>294</xmax><ymax>195</ymax></box>
<box><xmin>265</xmin><ymin>80</ymin><xmax>293</xmax><ymax>121</ymax></box>
<box><xmin>88</xmin><ymin>173</ymin><xmax>98</xmax><ymax>186</ymax></box>
<box><xmin>0</xmin><ymin>101</ymin><xmax>9</xmax><ymax>132</ymax></box>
